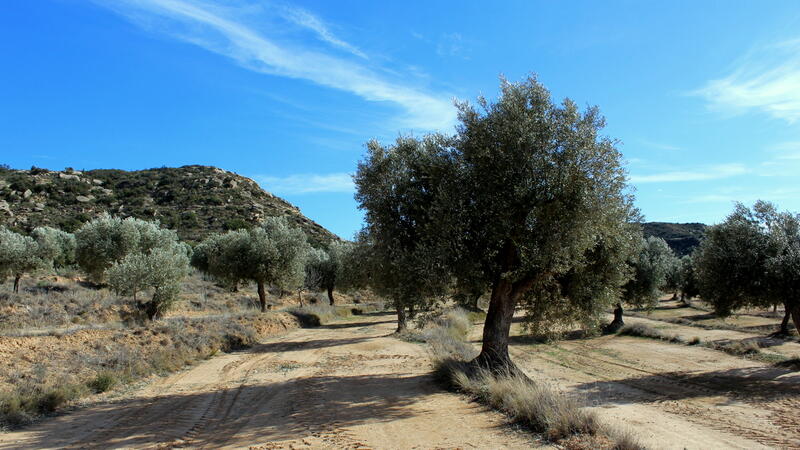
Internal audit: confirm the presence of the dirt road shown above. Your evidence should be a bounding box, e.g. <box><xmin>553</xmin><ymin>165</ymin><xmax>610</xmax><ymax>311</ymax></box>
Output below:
<box><xmin>0</xmin><ymin>313</ymin><xmax>535</xmax><ymax>449</ymax></box>
<box><xmin>508</xmin><ymin>322</ymin><xmax>800</xmax><ymax>449</ymax></box>
<box><xmin>3</xmin><ymin>311</ymin><xmax>799</xmax><ymax>449</ymax></box>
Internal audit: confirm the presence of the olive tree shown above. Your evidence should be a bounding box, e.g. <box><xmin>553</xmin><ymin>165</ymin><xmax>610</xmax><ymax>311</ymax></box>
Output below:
<box><xmin>106</xmin><ymin>244</ymin><xmax>190</xmax><ymax>320</ymax></box>
<box><xmin>0</xmin><ymin>227</ymin><xmax>46</xmax><ymax>292</ymax></box>
<box><xmin>693</xmin><ymin>201</ymin><xmax>800</xmax><ymax>335</ymax></box>
<box><xmin>607</xmin><ymin>236</ymin><xmax>674</xmax><ymax>331</ymax></box>
<box><xmin>441</xmin><ymin>76</ymin><xmax>638</xmax><ymax>370</ymax></box>
<box><xmin>304</xmin><ymin>240</ymin><xmax>354</xmax><ymax>305</ymax></box>
<box><xmin>75</xmin><ymin>214</ymin><xmax>179</xmax><ymax>282</ymax></box>
<box><xmin>195</xmin><ymin>216</ymin><xmax>310</xmax><ymax>312</ymax></box>
<box><xmin>32</xmin><ymin>226</ymin><xmax>76</xmax><ymax>268</ymax></box>
<box><xmin>354</xmin><ymin>135</ymin><xmax>454</xmax><ymax>331</ymax></box>
<box><xmin>674</xmin><ymin>254</ymin><xmax>700</xmax><ymax>303</ymax></box>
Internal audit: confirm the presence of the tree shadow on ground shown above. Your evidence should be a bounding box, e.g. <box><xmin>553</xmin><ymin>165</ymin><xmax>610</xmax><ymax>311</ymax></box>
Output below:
<box><xmin>252</xmin><ymin>336</ymin><xmax>375</xmax><ymax>353</ymax></box>
<box><xmin>573</xmin><ymin>365</ymin><xmax>800</xmax><ymax>407</ymax></box>
<box><xmin>4</xmin><ymin>373</ymin><xmax>437</xmax><ymax>449</ymax></box>
<box><xmin>509</xmin><ymin>329</ymin><xmax>592</xmax><ymax>345</ymax></box>
<box><xmin>321</xmin><ymin>319</ymin><xmax>396</xmax><ymax>330</ymax></box>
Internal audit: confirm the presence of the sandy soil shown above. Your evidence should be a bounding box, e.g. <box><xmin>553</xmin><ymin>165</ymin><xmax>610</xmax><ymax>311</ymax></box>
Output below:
<box><xmin>3</xmin><ymin>310</ymin><xmax>799</xmax><ymax>449</ymax></box>
<box><xmin>507</xmin><ymin>323</ymin><xmax>800</xmax><ymax>449</ymax></box>
<box><xmin>0</xmin><ymin>313</ymin><xmax>536</xmax><ymax>449</ymax></box>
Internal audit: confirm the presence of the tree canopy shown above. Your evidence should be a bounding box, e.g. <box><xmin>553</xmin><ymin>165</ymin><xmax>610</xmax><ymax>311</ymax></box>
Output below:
<box><xmin>355</xmin><ymin>75</ymin><xmax>638</xmax><ymax>368</ymax></box>
<box><xmin>694</xmin><ymin>201</ymin><xmax>800</xmax><ymax>334</ymax></box>
<box><xmin>193</xmin><ymin>216</ymin><xmax>310</xmax><ymax>312</ymax></box>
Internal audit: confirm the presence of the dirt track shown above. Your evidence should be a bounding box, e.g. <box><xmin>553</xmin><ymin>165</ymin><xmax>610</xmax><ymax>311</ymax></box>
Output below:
<box><xmin>2</xmin><ymin>311</ymin><xmax>799</xmax><ymax>449</ymax></box>
<box><xmin>0</xmin><ymin>313</ymin><xmax>534</xmax><ymax>449</ymax></box>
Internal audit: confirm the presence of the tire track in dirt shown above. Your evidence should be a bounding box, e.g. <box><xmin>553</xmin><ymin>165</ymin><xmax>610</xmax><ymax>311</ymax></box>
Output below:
<box><xmin>510</xmin><ymin>337</ymin><xmax>800</xmax><ymax>449</ymax></box>
<box><xmin>0</xmin><ymin>314</ymin><xmax>534</xmax><ymax>449</ymax></box>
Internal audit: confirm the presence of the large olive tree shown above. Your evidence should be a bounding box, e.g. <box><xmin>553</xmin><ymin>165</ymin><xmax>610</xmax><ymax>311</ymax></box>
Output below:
<box><xmin>443</xmin><ymin>76</ymin><xmax>638</xmax><ymax>370</ymax></box>
<box><xmin>695</xmin><ymin>201</ymin><xmax>800</xmax><ymax>335</ymax></box>
<box><xmin>354</xmin><ymin>135</ymin><xmax>454</xmax><ymax>331</ymax></box>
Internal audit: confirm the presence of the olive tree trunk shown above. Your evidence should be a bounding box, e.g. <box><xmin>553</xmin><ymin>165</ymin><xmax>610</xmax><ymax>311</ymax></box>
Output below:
<box><xmin>13</xmin><ymin>275</ymin><xmax>21</xmax><ymax>293</ymax></box>
<box><xmin>789</xmin><ymin>301</ymin><xmax>800</xmax><ymax>337</ymax></box>
<box><xmin>395</xmin><ymin>301</ymin><xmax>407</xmax><ymax>333</ymax></box>
<box><xmin>779</xmin><ymin>302</ymin><xmax>791</xmax><ymax>335</ymax></box>
<box><xmin>471</xmin><ymin>274</ymin><xmax>538</xmax><ymax>372</ymax></box>
<box><xmin>327</xmin><ymin>286</ymin><xmax>335</xmax><ymax>306</ymax></box>
<box><xmin>257</xmin><ymin>281</ymin><xmax>267</xmax><ymax>312</ymax></box>
<box><xmin>605</xmin><ymin>303</ymin><xmax>625</xmax><ymax>333</ymax></box>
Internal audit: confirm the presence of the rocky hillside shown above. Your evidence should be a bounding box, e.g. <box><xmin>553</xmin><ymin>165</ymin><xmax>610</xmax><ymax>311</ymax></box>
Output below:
<box><xmin>643</xmin><ymin>221</ymin><xmax>707</xmax><ymax>256</ymax></box>
<box><xmin>0</xmin><ymin>165</ymin><xmax>336</xmax><ymax>245</ymax></box>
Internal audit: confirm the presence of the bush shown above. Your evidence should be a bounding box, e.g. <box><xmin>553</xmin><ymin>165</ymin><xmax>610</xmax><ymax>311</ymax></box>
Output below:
<box><xmin>87</xmin><ymin>372</ymin><xmax>118</xmax><ymax>393</ymax></box>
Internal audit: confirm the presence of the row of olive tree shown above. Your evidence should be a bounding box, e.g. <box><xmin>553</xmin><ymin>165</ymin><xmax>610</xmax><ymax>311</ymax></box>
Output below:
<box><xmin>354</xmin><ymin>75</ymin><xmax>641</xmax><ymax>371</ymax></box>
<box><xmin>191</xmin><ymin>216</ymin><xmax>356</xmax><ymax>312</ymax></box>
<box><xmin>693</xmin><ymin>201</ymin><xmax>800</xmax><ymax>336</ymax></box>
<box><xmin>0</xmin><ymin>226</ymin><xmax>76</xmax><ymax>292</ymax></box>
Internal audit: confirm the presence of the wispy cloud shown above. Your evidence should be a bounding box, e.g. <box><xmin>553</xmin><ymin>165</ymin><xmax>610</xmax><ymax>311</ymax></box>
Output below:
<box><xmin>630</xmin><ymin>163</ymin><xmax>748</xmax><ymax>183</ymax></box>
<box><xmin>276</xmin><ymin>5</ymin><xmax>367</xmax><ymax>59</ymax></box>
<box><xmin>693</xmin><ymin>39</ymin><xmax>800</xmax><ymax>123</ymax></box>
<box><xmin>254</xmin><ymin>173</ymin><xmax>354</xmax><ymax>194</ymax></box>
<box><xmin>685</xmin><ymin>186</ymin><xmax>800</xmax><ymax>204</ymax></box>
<box><xmin>95</xmin><ymin>0</ymin><xmax>456</xmax><ymax>130</ymax></box>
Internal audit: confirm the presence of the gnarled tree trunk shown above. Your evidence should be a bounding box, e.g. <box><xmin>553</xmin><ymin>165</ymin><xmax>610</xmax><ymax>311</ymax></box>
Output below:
<box><xmin>13</xmin><ymin>275</ymin><xmax>20</xmax><ymax>293</ymax></box>
<box><xmin>257</xmin><ymin>281</ymin><xmax>267</xmax><ymax>312</ymax></box>
<box><xmin>327</xmin><ymin>286</ymin><xmax>335</xmax><ymax>306</ymax></box>
<box><xmin>472</xmin><ymin>278</ymin><xmax>516</xmax><ymax>370</ymax></box>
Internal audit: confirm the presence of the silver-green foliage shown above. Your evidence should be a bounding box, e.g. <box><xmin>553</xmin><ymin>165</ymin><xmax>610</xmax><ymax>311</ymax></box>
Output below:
<box><xmin>304</xmin><ymin>241</ymin><xmax>353</xmax><ymax>297</ymax></box>
<box><xmin>0</xmin><ymin>227</ymin><xmax>46</xmax><ymax>291</ymax></box>
<box><xmin>106</xmin><ymin>244</ymin><xmax>190</xmax><ymax>319</ymax></box>
<box><xmin>75</xmin><ymin>214</ymin><xmax>179</xmax><ymax>281</ymax></box>
<box><xmin>694</xmin><ymin>201</ymin><xmax>800</xmax><ymax>333</ymax></box>
<box><xmin>192</xmin><ymin>216</ymin><xmax>310</xmax><ymax>310</ymax></box>
<box><xmin>622</xmin><ymin>236</ymin><xmax>675</xmax><ymax>309</ymax></box>
<box><xmin>32</xmin><ymin>226</ymin><xmax>76</xmax><ymax>268</ymax></box>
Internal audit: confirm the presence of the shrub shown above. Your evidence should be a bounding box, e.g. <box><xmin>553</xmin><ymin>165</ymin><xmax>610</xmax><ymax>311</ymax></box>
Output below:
<box><xmin>87</xmin><ymin>372</ymin><xmax>118</xmax><ymax>393</ymax></box>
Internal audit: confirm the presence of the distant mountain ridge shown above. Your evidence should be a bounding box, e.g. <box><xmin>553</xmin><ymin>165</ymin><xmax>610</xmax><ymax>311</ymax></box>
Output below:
<box><xmin>642</xmin><ymin>221</ymin><xmax>707</xmax><ymax>256</ymax></box>
<box><xmin>0</xmin><ymin>165</ymin><xmax>336</xmax><ymax>245</ymax></box>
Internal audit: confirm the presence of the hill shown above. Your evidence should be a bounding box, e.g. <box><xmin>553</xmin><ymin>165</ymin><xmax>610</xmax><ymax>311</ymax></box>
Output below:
<box><xmin>0</xmin><ymin>165</ymin><xmax>336</xmax><ymax>245</ymax></box>
<box><xmin>642</xmin><ymin>221</ymin><xmax>707</xmax><ymax>256</ymax></box>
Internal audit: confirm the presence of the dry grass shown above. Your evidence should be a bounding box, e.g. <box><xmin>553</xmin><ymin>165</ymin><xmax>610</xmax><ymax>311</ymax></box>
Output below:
<box><xmin>618</xmin><ymin>323</ymin><xmax>685</xmax><ymax>344</ymax></box>
<box><xmin>0</xmin><ymin>313</ymin><xmax>293</xmax><ymax>429</ymax></box>
<box><xmin>420</xmin><ymin>309</ymin><xmax>644</xmax><ymax>449</ymax></box>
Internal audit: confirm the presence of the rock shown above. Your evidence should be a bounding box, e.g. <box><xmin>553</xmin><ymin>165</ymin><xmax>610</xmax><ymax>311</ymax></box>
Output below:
<box><xmin>0</xmin><ymin>200</ymin><xmax>9</xmax><ymax>211</ymax></box>
<box><xmin>76</xmin><ymin>195</ymin><xmax>94</xmax><ymax>203</ymax></box>
<box><xmin>92</xmin><ymin>179</ymin><xmax>103</xmax><ymax>185</ymax></box>
<box><xmin>34</xmin><ymin>203</ymin><xmax>45</xmax><ymax>211</ymax></box>
<box><xmin>59</xmin><ymin>173</ymin><xmax>80</xmax><ymax>181</ymax></box>
<box><xmin>23</xmin><ymin>189</ymin><xmax>32</xmax><ymax>199</ymax></box>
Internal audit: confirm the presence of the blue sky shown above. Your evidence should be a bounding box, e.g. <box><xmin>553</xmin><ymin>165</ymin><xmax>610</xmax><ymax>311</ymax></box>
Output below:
<box><xmin>2</xmin><ymin>1</ymin><xmax>800</xmax><ymax>239</ymax></box>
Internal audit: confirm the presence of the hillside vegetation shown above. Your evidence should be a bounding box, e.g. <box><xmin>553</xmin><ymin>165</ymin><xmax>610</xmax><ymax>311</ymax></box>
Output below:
<box><xmin>642</xmin><ymin>221</ymin><xmax>706</xmax><ymax>256</ymax></box>
<box><xmin>0</xmin><ymin>165</ymin><xmax>335</xmax><ymax>245</ymax></box>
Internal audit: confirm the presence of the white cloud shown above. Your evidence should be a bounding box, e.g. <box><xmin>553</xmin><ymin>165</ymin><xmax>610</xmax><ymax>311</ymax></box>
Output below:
<box><xmin>694</xmin><ymin>39</ymin><xmax>800</xmax><ymax>123</ymax></box>
<box><xmin>254</xmin><ymin>173</ymin><xmax>353</xmax><ymax>194</ymax></box>
<box><xmin>630</xmin><ymin>163</ymin><xmax>748</xmax><ymax>183</ymax></box>
<box><xmin>95</xmin><ymin>0</ymin><xmax>456</xmax><ymax>130</ymax></box>
<box><xmin>276</xmin><ymin>5</ymin><xmax>367</xmax><ymax>59</ymax></box>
